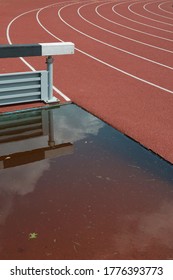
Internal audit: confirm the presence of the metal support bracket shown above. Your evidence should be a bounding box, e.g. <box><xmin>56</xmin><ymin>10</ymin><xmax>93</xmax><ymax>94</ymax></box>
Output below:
<box><xmin>45</xmin><ymin>56</ymin><xmax>59</xmax><ymax>104</ymax></box>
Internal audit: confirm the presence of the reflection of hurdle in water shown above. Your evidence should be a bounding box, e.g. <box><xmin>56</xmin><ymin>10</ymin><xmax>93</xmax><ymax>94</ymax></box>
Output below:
<box><xmin>0</xmin><ymin>42</ymin><xmax>74</xmax><ymax>105</ymax></box>
<box><xmin>0</xmin><ymin>109</ymin><xmax>73</xmax><ymax>169</ymax></box>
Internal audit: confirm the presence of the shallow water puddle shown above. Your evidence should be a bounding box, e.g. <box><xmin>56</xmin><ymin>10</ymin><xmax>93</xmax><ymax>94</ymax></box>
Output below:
<box><xmin>0</xmin><ymin>104</ymin><xmax>172</xmax><ymax>259</ymax></box>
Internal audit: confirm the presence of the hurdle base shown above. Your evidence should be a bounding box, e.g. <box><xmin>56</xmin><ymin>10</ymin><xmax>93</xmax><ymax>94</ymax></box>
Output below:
<box><xmin>44</xmin><ymin>96</ymin><xmax>60</xmax><ymax>104</ymax></box>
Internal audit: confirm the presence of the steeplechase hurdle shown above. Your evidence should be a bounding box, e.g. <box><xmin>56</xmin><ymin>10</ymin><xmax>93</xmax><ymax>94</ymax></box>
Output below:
<box><xmin>0</xmin><ymin>42</ymin><xmax>74</xmax><ymax>106</ymax></box>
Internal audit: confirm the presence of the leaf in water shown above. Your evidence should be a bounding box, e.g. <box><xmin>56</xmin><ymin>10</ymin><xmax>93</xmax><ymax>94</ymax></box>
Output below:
<box><xmin>28</xmin><ymin>232</ymin><xmax>38</xmax><ymax>240</ymax></box>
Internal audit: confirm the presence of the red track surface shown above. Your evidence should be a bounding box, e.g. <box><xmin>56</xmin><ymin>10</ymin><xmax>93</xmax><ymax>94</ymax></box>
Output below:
<box><xmin>0</xmin><ymin>0</ymin><xmax>173</xmax><ymax>163</ymax></box>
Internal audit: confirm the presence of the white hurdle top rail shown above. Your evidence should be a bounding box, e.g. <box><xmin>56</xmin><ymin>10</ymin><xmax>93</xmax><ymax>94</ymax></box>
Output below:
<box><xmin>0</xmin><ymin>42</ymin><xmax>75</xmax><ymax>58</ymax></box>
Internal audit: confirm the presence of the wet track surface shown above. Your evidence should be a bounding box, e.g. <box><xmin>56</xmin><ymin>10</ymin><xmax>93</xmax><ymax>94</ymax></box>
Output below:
<box><xmin>0</xmin><ymin>104</ymin><xmax>173</xmax><ymax>260</ymax></box>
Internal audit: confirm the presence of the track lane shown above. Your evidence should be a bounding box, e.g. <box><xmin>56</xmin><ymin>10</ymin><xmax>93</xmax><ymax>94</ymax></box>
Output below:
<box><xmin>144</xmin><ymin>1</ymin><xmax>173</xmax><ymax>22</ymax></box>
<box><xmin>128</xmin><ymin>1</ymin><xmax>173</xmax><ymax>28</ymax></box>
<box><xmin>53</xmin><ymin>2</ymin><xmax>173</xmax><ymax>92</ymax></box>
<box><xmin>112</xmin><ymin>1</ymin><xmax>173</xmax><ymax>39</ymax></box>
<box><xmin>159</xmin><ymin>1</ymin><xmax>173</xmax><ymax>14</ymax></box>
<box><xmin>6</xmin><ymin>1</ymin><xmax>75</xmax><ymax>102</ymax></box>
<box><xmin>1</xmin><ymin>0</ymin><xmax>173</xmax><ymax>163</ymax></box>
<box><xmin>78</xmin><ymin>2</ymin><xmax>173</xmax><ymax>68</ymax></box>
<box><xmin>96</xmin><ymin>2</ymin><xmax>173</xmax><ymax>51</ymax></box>
<box><xmin>36</xmin><ymin>1</ymin><xmax>173</xmax><ymax>162</ymax></box>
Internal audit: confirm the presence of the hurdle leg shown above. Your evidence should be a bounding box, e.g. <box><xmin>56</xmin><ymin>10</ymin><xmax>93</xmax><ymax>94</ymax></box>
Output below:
<box><xmin>46</xmin><ymin>56</ymin><xmax>59</xmax><ymax>103</ymax></box>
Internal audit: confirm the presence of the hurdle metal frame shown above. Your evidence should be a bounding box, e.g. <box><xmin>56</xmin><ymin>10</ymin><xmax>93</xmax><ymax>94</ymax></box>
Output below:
<box><xmin>0</xmin><ymin>42</ymin><xmax>74</xmax><ymax>106</ymax></box>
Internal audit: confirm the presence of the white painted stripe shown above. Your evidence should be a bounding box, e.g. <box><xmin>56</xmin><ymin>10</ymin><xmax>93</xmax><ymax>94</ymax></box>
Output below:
<box><xmin>6</xmin><ymin>8</ymin><xmax>39</xmax><ymax>72</ymax></box>
<box><xmin>36</xmin><ymin>2</ymin><xmax>173</xmax><ymax>95</ymax></box>
<box><xmin>6</xmin><ymin>2</ymin><xmax>72</xmax><ymax>102</ymax></box>
<box><xmin>113</xmin><ymin>2</ymin><xmax>173</xmax><ymax>39</ymax></box>
<box><xmin>159</xmin><ymin>1</ymin><xmax>173</xmax><ymax>15</ymax></box>
<box><xmin>144</xmin><ymin>2</ymin><xmax>173</xmax><ymax>21</ymax></box>
<box><xmin>95</xmin><ymin>2</ymin><xmax>173</xmax><ymax>54</ymax></box>
<box><xmin>128</xmin><ymin>2</ymin><xmax>173</xmax><ymax>28</ymax></box>
<box><xmin>20</xmin><ymin>57</ymin><xmax>36</xmax><ymax>72</ymax></box>
<box><xmin>77</xmin><ymin>2</ymin><xmax>173</xmax><ymax>70</ymax></box>
<box><xmin>53</xmin><ymin>85</ymin><xmax>71</xmax><ymax>102</ymax></box>
<box><xmin>96</xmin><ymin>2</ymin><xmax>173</xmax><ymax>44</ymax></box>
<box><xmin>36</xmin><ymin>1</ymin><xmax>77</xmax><ymax>102</ymax></box>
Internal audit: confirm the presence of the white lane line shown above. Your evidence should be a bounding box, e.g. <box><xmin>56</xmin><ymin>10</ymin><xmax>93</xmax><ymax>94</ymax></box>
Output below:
<box><xmin>128</xmin><ymin>1</ymin><xmax>173</xmax><ymax>28</ymax></box>
<box><xmin>42</xmin><ymin>1</ymin><xmax>173</xmax><ymax>95</ymax></box>
<box><xmin>159</xmin><ymin>1</ymin><xmax>173</xmax><ymax>15</ymax></box>
<box><xmin>144</xmin><ymin>2</ymin><xmax>173</xmax><ymax>21</ymax></box>
<box><xmin>96</xmin><ymin>2</ymin><xmax>173</xmax><ymax>43</ymax></box>
<box><xmin>93</xmin><ymin>1</ymin><xmax>173</xmax><ymax>54</ymax></box>
<box><xmin>6</xmin><ymin>2</ymin><xmax>72</xmax><ymax>102</ymax></box>
<box><xmin>113</xmin><ymin>2</ymin><xmax>173</xmax><ymax>35</ymax></box>
<box><xmin>7</xmin><ymin>0</ymin><xmax>173</xmax><ymax>98</ymax></box>
<box><xmin>77</xmin><ymin>2</ymin><xmax>173</xmax><ymax>69</ymax></box>
<box><xmin>6</xmin><ymin>8</ymin><xmax>39</xmax><ymax>72</ymax></box>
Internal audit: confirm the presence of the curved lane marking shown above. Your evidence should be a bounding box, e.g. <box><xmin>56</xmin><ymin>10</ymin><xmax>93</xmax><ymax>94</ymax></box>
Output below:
<box><xmin>159</xmin><ymin>1</ymin><xmax>173</xmax><ymax>15</ymax></box>
<box><xmin>96</xmin><ymin>2</ymin><xmax>173</xmax><ymax>43</ymax></box>
<box><xmin>6</xmin><ymin>7</ymin><xmax>39</xmax><ymax>72</ymax></box>
<box><xmin>128</xmin><ymin>1</ymin><xmax>173</xmax><ymax>28</ymax></box>
<box><xmin>144</xmin><ymin>2</ymin><xmax>173</xmax><ymax>21</ymax></box>
<box><xmin>112</xmin><ymin>2</ymin><xmax>173</xmax><ymax>38</ymax></box>
<box><xmin>6</xmin><ymin>1</ymin><xmax>74</xmax><ymax>102</ymax></box>
<box><xmin>93</xmin><ymin>1</ymin><xmax>173</xmax><ymax>54</ymax></box>
<box><xmin>77</xmin><ymin>2</ymin><xmax>173</xmax><ymax>69</ymax></box>
<box><xmin>5</xmin><ymin>0</ymin><xmax>173</xmax><ymax>103</ymax></box>
<box><xmin>44</xmin><ymin>1</ymin><xmax>173</xmax><ymax>95</ymax></box>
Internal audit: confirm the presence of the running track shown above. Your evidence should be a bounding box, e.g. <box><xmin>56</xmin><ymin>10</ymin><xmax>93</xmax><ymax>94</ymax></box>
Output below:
<box><xmin>0</xmin><ymin>0</ymin><xmax>173</xmax><ymax>164</ymax></box>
